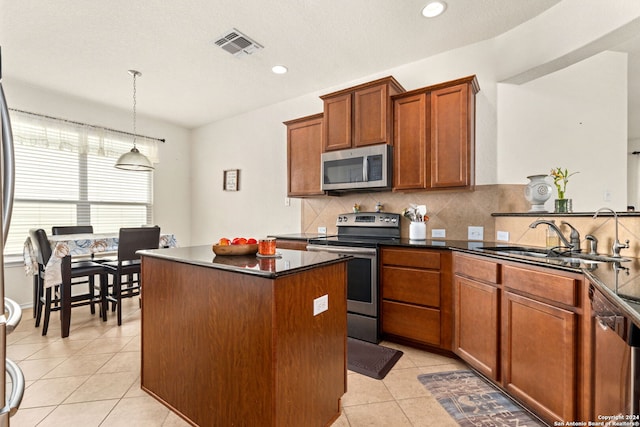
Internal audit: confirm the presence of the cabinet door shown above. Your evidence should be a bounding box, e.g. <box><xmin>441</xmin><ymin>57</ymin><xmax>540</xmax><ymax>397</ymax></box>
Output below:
<box><xmin>502</xmin><ymin>291</ymin><xmax>577</xmax><ymax>423</ymax></box>
<box><xmin>454</xmin><ymin>275</ymin><xmax>500</xmax><ymax>380</ymax></box>
<box><xmin>430</xmin><ymin>83</ymin><xmax>473</xmax><ymax>188</ymax></box>
<box><xmin>286</xmin><ymin>114</ymin><xmax>324</xmax><ymax>196</ymax></box>
<box><xmin>323</xmin><ymin>93</ymin><xmax>352</xmax><ymax>151</ymax></box>
<box><xmin>354</xmin><ymin>83</ymin><xmax>389</xmax><ymax>147</ymax></box>
<box><xmin>393</xmin><ymin>93</ymin><xmax>428</xmax><ymax>190</ymax></box>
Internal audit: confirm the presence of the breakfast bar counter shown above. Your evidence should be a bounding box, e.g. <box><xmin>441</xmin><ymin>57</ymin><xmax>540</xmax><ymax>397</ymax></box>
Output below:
<box><xmin>138</xmin><ymin>245</ymin><xmax>349</xmax><ymax>427</ymax></box>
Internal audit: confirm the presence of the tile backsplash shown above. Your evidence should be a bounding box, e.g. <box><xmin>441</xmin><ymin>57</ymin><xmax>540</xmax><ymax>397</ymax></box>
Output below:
<box><xmin>301</xmin><ymin>184</ymin><xmax>640</xmax><ymax>258</ymax></box>
<box><xmin>301</xmin><ymin>184</ymin><xmax>527</xmax><ymax>241</ymax></box>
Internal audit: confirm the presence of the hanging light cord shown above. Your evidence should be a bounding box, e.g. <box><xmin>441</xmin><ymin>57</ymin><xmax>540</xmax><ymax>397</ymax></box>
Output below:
<box><xmin>129</xmin><ymin>70</ymin><xmax>141</xmax><ymax>149</ymax></box>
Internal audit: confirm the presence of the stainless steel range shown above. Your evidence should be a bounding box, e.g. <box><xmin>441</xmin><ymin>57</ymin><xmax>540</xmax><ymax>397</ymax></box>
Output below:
<box><xmin>307</xmin><ymin>212</ymin><xmax>400</xmax><ymax>343</ymax></box>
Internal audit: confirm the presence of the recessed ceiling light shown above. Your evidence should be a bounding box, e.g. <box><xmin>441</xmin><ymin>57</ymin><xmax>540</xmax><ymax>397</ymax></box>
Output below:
<box><xmin>272</xmin><ymin>65</ymin><xmax>288</xmax><ymax>74</ymax></box>
<box><xmin>422</xmin><ymin>1</ymin><xmax>447</xmax><ymax>18</ymax></box>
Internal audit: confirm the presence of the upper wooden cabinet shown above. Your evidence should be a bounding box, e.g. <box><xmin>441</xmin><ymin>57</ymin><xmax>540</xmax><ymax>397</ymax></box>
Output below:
<box><xmin>320</xmin><ymin>76</ymin><xmax>404</xmax><ymax>151</ymax></box>
<box><xmin>284</xmin><ymin>113</ymin><xmax>324</xmax><ymax>197</ymax></box>
<box><xmin>393</xmin><ymin>75</ymin><xmax>479</xmax><ymax>191</ymax></box>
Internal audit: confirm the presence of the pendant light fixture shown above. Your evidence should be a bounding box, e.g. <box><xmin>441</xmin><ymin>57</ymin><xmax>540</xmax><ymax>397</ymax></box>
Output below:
<box><xmin>115</xmin><ymin>70</ymin><xmax>154</xmax><ymax>171</ymax></box>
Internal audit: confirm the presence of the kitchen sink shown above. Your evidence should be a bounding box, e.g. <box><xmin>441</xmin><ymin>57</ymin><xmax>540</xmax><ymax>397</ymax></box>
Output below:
<box><xmin>547</xmin><ymin>256</ymin><xmax>604</xmax><ymax>265</ymax></box>
<box><xmin>478</xmin><ymin>246</ymin><xmax>551</xmax><ymax>258</ymax></box>
<box><xmin>478</xmin><ymin>246</ymin><xmax>631</xmax><ymax>265</ymax></box>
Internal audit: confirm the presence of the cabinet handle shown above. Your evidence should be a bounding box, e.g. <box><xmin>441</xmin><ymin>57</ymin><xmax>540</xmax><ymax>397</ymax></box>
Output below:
<box><xmin>4</xmin><ymin>298</ymin><xmax>21</xmax><ymax>334</ymax></box>
<box><xmin>0</xmin><ymin>358</ymin><xmax>25</xmax><ymax>418</ymax></box>
<box><xmin>596</xmin><ymin>316</ymin><xmax>609</xmax><ymax>331</ymax></box>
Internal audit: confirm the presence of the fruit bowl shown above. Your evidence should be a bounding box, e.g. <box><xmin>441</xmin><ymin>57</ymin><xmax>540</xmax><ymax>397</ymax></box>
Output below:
<box><xmin>212</xmin><ymin>243</ymin><xmax>259</xmax><ymax>256</ymax></box>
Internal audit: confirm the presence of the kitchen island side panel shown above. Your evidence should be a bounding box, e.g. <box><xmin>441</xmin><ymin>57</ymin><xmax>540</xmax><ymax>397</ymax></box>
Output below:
<box><xmin>140</xmin><ymin>256</ymin><xmax>274</xmax><ymax>426</ymax></box>
<box><xmin>140</xmin><ymin>255</ymin><xmax>347</xmax><ymax>427</ymax></box>
<box><xmin>274</xmin><ymin>262</ymin><xmax>347</xmax><ymax>426</ymax></box>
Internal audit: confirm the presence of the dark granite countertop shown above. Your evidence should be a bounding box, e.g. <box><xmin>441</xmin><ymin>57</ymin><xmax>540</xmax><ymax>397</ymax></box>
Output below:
<box><xmin>448</xmin><ymin>243</ymin><xmax>640</xmax><ymax>328</ymax></box>
<box><xmin>348</xmin><ymin>238</ymin><xmax>640</xmax><ymax>327</ymax></box>
<box><xmin>159</xmin><ymin>237</ymin><xmax>640</xmax><ymax>327</ymax></box>
<box><xmin>268</xmin><ymin>233</ymin><xmax>334</xmax><ymax>241</ymax></box>
<box><xmin>492</xmin><ymin>211</ymin><xmax>640</xmax><ymax>217</ymax></box>
<box><xmin>139</xmin><ymin>245</ymin><xmax>348</xmax><ymax>278</ymax></box>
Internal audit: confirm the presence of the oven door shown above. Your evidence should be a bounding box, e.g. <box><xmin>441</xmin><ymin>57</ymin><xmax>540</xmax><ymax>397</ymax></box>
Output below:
<box><xmin>307</xmin><ymin>244</ymin><xmax>379</xmax><ymax>342</ymax></box>
<box><xmin>307</xmin><ymin>245</ymin><xmax>377</xmax><ymax>315</ymax></box>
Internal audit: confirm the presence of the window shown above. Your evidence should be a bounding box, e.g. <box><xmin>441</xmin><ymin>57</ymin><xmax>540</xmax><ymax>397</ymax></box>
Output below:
<box><xmin>6</xmin><ymin>111</ymin><xmax>157</xmax><ymax>257</ymax></box>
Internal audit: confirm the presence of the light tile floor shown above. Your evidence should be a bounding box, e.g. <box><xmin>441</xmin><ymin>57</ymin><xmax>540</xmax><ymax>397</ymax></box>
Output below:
<box><xmin>8</xmin><ymin>301</ymin><xmax>465</xmax><ymax>426</ymax></box>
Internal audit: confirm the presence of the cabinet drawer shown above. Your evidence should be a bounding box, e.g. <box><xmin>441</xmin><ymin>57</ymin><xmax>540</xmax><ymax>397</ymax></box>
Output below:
<box><xmin>454</xmin><ymin>253</ymin><xmax>500</xmax><ymax>284</ymax></box>
<box><xmin>382</xmin><ymin>267</ymin><xmax>440</xmax><ymax>307</ymax></box>
<box><xmin>502</xmin><ymin>265</ymin><xmax>578</xmax><ymax>307</ymax></box>
<box><xmin>382</xmin><ymin>300</ymin><xmax>440</xmax><ymax>345</ymax></box>
<box><xmin>381</xmin><ymin>248</ymin><xmax>440</xmax><ymax>269</ymax></box>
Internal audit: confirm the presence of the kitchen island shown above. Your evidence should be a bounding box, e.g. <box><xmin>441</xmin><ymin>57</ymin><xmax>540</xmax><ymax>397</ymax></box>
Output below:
<box><xmin>138</xmin><ymin>245</ymin><xmax>349</xmax><ymax>427</ymax></box>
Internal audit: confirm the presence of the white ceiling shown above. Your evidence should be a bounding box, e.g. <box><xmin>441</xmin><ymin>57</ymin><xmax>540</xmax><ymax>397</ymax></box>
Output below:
<box><xmin>1</xmin><ymin>0</ymin><xmax>625</xmax><ymax>132</ymax></box>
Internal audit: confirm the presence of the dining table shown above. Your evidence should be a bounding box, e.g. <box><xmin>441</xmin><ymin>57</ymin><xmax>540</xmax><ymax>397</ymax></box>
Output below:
<box><xmin>24</xmin><ymin>232</ymin><xmax>178</xmax><ymax>337</ymax></box>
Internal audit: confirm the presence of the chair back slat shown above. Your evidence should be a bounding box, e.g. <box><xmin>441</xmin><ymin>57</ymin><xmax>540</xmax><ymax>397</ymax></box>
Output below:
<box><xmin>117</xmin><ymin>226</ymin><xmax>161</xmax><ymax>262</ymax></box>
<box><xmin>29</xmin><ymin>228</ymin><xmax>52</xmax><ymax>266</ymax></box>
<box><xmin>52</xmin><ymin>225</ymin><xmax>94</xmax><ymax>235</ymax></box>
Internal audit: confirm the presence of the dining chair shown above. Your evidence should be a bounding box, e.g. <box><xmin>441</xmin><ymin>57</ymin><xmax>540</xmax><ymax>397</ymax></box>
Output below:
<box><xmin>51</xmin><ymin>225</ymin><xmax>94</xmax><ymax>235</ymax></box>
<box><xmin>102</xmin><ymin>226</ymin><xmax>161</xmax><ymax>325</ymax></box>
<box><xmin>29</xmin><ymin>228</ymin><xmax>107</xmax><ymax>336</ymax></box>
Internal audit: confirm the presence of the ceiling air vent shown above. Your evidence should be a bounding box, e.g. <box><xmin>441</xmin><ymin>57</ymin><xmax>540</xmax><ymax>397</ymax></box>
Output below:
<box><xmin>214</xmin><ymin>28</ymin><xmax>263</xmax><ymax>57</ymax></box>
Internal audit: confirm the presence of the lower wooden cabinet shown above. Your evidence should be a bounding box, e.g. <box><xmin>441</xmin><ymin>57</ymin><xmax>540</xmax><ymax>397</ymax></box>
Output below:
<box><xmin>380</xmin><ymin>247</ymin><xmax>452</xmax><ymax>350</ymax></box>
<box><xmin>502</xmin><ymin>291</ymin><xmax>578</xmax><ymax>422</ymax></box>
<box><xmin>454</xmin><ymin>275</ymin><xmax>500</xmax><ymax>380</ymax></box>
<box><xmin>453</xmin><ymin>252</ymin><xmax>585</xmax><ymax>425</ymax></box>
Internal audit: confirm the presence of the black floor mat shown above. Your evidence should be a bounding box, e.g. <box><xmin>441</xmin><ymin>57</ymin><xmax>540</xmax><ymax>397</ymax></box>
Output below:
<box><xmin>347</xmin><ymin>338</ymin><xmax>403</xmax><ymax>380</ymax></box>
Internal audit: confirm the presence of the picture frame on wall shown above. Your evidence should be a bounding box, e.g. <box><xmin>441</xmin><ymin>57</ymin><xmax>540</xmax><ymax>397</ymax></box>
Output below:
<box><xmin>223</xmin><ymin>169</ymin><xmax>239</xmax><ymax>191</ymax></box>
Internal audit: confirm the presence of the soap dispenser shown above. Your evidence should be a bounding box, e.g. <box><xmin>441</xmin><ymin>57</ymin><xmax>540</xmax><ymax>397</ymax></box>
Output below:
<box><xmin>546</xmin><ymin>220</ymin><xmax>560</xmax><ymax>248</ymax></box>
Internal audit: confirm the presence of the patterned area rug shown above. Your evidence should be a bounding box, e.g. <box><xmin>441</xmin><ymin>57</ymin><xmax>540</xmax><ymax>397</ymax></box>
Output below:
<box><xmin>418</xmin><ymin>370</ymin><xmax>547</xmax><ymax>426</ymax></box>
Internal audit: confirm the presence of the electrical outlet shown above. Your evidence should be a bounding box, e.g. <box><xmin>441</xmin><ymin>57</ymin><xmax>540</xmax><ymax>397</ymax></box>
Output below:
<box><xmin>604</xmin><ymin>190</ymin><xmax>611</xmax><ymax>202</ymax></box>
<box><xmin>432</xmin><ymin>229</ymin><xmax>446</xmax><ymax>238</ymax></box>
<box><xmin>313</xmin><ymin>294</ymin><xmax>328</xmax><ymax>316</ymax></box>
<box><xmin>497</xmin><ymin>231</ymin><xmax>510</xmax><ymax>242</ymax></box>
<box><xmin>468</xmin><ymin>226</ymin><xmax>484</xmax><ymax>241</ymax></box>
<box><xmin>317</xmin><ymin>226</ymin><xmax>327</xmax><ymax>235</ymax></box>
<box><xmin>284</xmin><ymin>197</ymin><xmax>290</xmax><ymax>206</ymax></box>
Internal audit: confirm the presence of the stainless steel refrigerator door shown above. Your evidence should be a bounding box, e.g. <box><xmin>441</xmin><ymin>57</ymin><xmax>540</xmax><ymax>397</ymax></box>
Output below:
<box><xmin>0</xmin><ymin>48</ymin><xmax>24</xmax><ymax>425</ymax></box>
<box><xmin>0</xmin><ymin>83</ymin><xmax>14</xmax><ymax>239</ymax></box>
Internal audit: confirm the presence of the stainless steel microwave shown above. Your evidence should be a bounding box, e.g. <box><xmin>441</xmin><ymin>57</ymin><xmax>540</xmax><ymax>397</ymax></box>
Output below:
<box><xmin>321</xmin><ymin>144</ymin><xmax>392</xmax><ymax>192</ymax></box>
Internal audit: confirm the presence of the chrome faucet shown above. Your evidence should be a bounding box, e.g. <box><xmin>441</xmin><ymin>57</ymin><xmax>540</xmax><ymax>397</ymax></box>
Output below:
<box><xmin>529</xmin><ymin>220</ymin><xmax>579</xmax><ymax>251</ymax></box>
<box><xmin>593</xmin><ymin>207</ymin><xmax>629</xmax><ymax>258</ymax></box>
<box><xmin>560</xmin><ymin>221</ymin><xmax>581</xmax><ymax>250</ymax></box>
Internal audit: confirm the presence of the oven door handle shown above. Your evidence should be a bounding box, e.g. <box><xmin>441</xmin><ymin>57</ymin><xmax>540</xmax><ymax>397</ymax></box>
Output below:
<box><xmin>307</xmin><ymin>244</ymin><xmax>377</xmax><ymax>256</ymax></box>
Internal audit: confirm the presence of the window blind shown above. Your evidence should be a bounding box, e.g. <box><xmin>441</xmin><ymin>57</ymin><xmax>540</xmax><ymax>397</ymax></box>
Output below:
<box><xmin>6</xmin><ymin>111</ymin><xmax>154</xmax><ymax>257</ymax></box>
